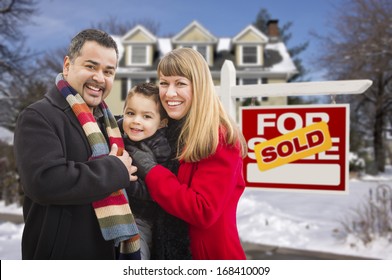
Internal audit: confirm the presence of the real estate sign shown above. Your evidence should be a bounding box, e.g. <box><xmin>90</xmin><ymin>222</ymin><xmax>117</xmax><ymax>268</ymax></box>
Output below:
<box><xmin>240</xmin><ymin>104</ymin><xmax>349</xmax><ymax>192</ymax></box>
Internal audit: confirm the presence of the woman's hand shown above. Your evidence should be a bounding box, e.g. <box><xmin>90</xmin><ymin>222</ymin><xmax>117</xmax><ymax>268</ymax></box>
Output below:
<box><xmin>127</xmin><ymin>142</ymin><xmax>157</xmax><ymax>179</ymax></box>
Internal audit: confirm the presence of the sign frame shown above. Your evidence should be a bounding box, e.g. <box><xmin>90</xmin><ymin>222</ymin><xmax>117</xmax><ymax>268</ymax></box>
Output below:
<box><xmin>240</xmin><ymin>104</ymin><xmax>350</xmax><ymax>193</ymax></box>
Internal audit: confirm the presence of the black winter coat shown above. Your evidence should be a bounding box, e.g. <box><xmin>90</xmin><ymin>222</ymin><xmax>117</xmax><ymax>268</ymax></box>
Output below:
<box><xmin>14</xmin><ymin>87</ymin><xmax>130</xmax><ymax>259</ymax></box>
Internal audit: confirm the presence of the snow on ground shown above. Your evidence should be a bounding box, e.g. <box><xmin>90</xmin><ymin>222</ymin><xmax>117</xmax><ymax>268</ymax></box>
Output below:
<box><xmin>238</xmin><ymin>177</ymin><xmax>392</xmax><ymax>259</ymax></box>
<box><xmin>1</xmin><ymin>168</ymin><xmax>392</xmax><ymax>260</ymax></box>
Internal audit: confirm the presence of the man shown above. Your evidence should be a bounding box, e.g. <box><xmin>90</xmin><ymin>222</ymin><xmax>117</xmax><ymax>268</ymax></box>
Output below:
<box><xmin>14</xmin><ymin>29</ymin><xmax>138</xmax><ymax>259</ymax></box>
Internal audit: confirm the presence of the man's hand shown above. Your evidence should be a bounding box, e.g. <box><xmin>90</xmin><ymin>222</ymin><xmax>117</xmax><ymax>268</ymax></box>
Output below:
<box><xmin>109</xmin><ymin>144</ymin><xmax>138</xmax><ymax>181</ymax></box>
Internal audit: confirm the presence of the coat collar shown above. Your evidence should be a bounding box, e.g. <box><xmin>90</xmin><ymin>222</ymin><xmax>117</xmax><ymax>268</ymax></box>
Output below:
<box><xmin>45</xmin><ymin>85</ymin><xmax>103</xmax><ymax>117</ymax></box>
<box><xmin>45</xmin><ymin>86</ymin><xmax>70</xmax><ymax>111</ymax></box>
<box><xmin>44</xmin><ymin>85</ymin><xmax>107</xmax><ymax>153</ymax></box>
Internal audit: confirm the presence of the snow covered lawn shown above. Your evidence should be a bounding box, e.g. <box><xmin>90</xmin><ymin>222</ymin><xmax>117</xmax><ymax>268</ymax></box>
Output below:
<box><xmin>1</xmin><ymin>169</ymin><xmax>392</xmax><ymax>259</ymax></box>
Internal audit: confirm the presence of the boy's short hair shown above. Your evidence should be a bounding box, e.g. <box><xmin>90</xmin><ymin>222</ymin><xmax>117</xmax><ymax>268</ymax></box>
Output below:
<box><xmin>124</xmin><ymin>82</ymin><xmax>168</xmax><ymax>120</ymax></box>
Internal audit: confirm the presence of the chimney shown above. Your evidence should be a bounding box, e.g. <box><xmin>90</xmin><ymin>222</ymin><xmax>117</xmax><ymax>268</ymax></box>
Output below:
<box><xmin>267</xmin><ymin>19</ymin><xmax>279</xmax><ymax>41</ymax></box>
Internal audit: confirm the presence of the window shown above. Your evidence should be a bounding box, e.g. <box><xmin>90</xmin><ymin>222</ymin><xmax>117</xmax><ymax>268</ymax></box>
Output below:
<box><xmin>121</xmin><ymin>78</ymin><xmax>128</xmax><ymax>100</ymax></box>
<box><xmin>240</xmin><ymin>78</ymin><xmax>269</xmax><ymax>103</ymax></box>
<box><xmin>181</xmin><ymin>45</ymin><xmax>208</xmax><ymax>62</ymax></box>
<box><xmin>122</xmin><ymin>78</ymin><xmax>150</xmax><ymax>100</ymax></box>
<box><xmin>130</xmin><ymin>46</ymin><xmax>147</xmax><ymax>64</ymax></box>
<box><xmin>242</xmin><ymin>78</ymin><xmax>258</xmax><ymax>85</ymax></box>
<box><xmin>242</xmin><ymin>46</ymin><xmax>257</xmax><ymax>64</ymax></box>
<box><xmin>386</xmin><ymin>120</ymin><xmax>392</xmax><ymax>140</ymax></box>
<box><xmin>197</xmin><ymin>46</ymin><xmax>207</xmax><ymax>60</ymax></box>
<box><xmin>262</xmin><ymin>78</ymin><xmax>268</xmax><ymax>101</ymax></box>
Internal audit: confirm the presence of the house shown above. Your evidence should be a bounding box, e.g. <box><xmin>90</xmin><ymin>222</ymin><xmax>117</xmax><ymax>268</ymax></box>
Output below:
<box><xmin>106</xmin><ymin>20</ymin><xmax>298</xmax><ymax>115</ymax></box>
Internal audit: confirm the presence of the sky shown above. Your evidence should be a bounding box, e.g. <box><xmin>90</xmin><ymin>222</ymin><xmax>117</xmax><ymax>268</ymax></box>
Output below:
<box><xmin>1</xmin><ymin>168</ymin><xmax>392</xmax><ymax>260</ymax></box>
<box><xmin>24</xmin><ymin>0</ymin><xmax>344</xmax><ymax>81</ymax></box>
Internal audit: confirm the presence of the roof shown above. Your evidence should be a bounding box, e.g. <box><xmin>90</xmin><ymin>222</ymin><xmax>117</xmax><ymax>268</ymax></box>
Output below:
<box><xmin>265</xmin><ymin>42</ymin><xmax>297</xmax><ymax>73</ymax></box>
<box><xmin>111</xmin><ymin>35</ymin><xmax>124</xmax><ymax>62</ymax></box>
<box><xmin>172</xmin><ymin>20</ymin><xmax>218</xmax><ymax>44</ymax></box>
<box><xmin>217</xmin><ymin>38</ymin><xmax>231</xmax><ymax>52</ymax></box>
<box><xmin>113</xmin><ymin>21</ymin><xmax>297</xmax><ymax>75</ymax></box>
<box><xmin>157</xmin><ymin>38</ymin><xmax>172</xmax><ymax>57</ymax></box>
<box><xmin>232</xmin><ymin>25</ymin><xmax>269</xmax><ymax>43</ymax></box>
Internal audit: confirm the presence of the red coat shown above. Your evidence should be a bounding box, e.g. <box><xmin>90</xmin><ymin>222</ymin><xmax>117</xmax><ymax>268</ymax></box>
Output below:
<box><xmin>145</xmin><ymin>139</ymin><xmax>246</xmax><ymax>260</ymax></box>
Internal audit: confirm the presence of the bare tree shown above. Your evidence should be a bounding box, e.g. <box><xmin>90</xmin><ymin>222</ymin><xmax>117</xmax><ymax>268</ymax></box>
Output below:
<box><xmin>251</xmin><ymin>8</ymin><xmax>310</xmax><ymax>107</ymax></box>
<box><xmin>313</xmin><ymin>0</ymin><xmax>392</xmax><ymax>173</ymax></box>
<box><xmin>253</xmin><ymin>8</ymin><xmax>309</xmax><ymax>82</ymax></box>
<box><xmin>32</xmin><ymin>17</ymin><xmax>161</xmax><ymax>90</ymax></box>
<box><xmin>20</xmin><ymin>16</ymin><xmax>162</xmax><ymax>119</ymax></box>
<box><xmin>0</xmin><ymin>0</ymin><xmax>38</xmax><ymax>204</ymax></box>
<box><xmin>0</xmin><ymin>0</ymin><xmax>38</xmax><ymax>129</ymax></box>
<box><xmin>91</xmin><ymin>15</ymin><xmax>160</xmax><ymax>36</ymax></box>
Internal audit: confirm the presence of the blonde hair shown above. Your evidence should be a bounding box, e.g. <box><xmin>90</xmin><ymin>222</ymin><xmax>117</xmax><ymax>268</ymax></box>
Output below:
<box><xmin>157</xmin><ymin>48</ymin><xmax>246</xmax><ymax>162</ymax></box>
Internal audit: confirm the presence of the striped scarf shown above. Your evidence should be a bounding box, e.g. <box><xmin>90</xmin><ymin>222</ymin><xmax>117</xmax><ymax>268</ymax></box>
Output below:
<box><xmin>56</xmin><ymin>73</ymin><xmax>141</xmax><ymax>259</ymax></box>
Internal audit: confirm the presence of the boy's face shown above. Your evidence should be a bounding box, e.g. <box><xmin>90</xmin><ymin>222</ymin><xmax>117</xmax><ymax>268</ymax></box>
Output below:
<box><xmin>123</xmin><ymin>93</ymin><xmax>167</xmax><ymax>142</ymax></box>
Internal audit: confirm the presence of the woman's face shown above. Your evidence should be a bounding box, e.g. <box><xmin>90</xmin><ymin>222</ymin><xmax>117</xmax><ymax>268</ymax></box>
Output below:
<box><xmin>158</xmin><ymin>73</ymin><xmax>193</xmax><ymax>120</ymax></box>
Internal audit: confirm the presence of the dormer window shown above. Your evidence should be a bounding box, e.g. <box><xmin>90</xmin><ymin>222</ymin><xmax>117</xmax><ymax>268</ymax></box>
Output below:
<box><xmin>127</xmin><ymin>45</ymin><xmax>150</xmax><ymax>66</ymax></box>
<box><xmin>132</xmin><ymin>46</ymin><xmax>147</xmax><ymax>63</ymax></box>
<box><xmin>181</xmin><ymin>45</ymin><xmax>208</xmax><ymax>62</ymax></box>
<box><xmin>196</xmin><ymin>45</ymin><xmax>207</xmax><ymax>60</ymax></box>
<box><xmin>240</xmin><ymin>45</ymin><xmax>262</xmax><ymax>65</ymax></box>
<box><xmin>121</xmin><ymin>25</ymin><xmax>157</xmax><ymax>67</ymax></box>
<box><xmin>233</xmin><ymin>25</ymin><xmax>268</xmax><ymax>67</ymax></box>
<box><xmin>242</xmin><ymin>46</ymin><xmax>257</xmax><ymax>64</ymax></box>
<box><xmin>172</xmin><ymin>21</ymin><xmax>218</xmax><ymax>66</ymax></box>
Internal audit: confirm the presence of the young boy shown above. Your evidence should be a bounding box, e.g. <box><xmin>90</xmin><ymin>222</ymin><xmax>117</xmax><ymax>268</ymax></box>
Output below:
<box><xmin>119</xmin><ymin>82</ymin><xmax>169</xmax><ymax>259</ymax></box>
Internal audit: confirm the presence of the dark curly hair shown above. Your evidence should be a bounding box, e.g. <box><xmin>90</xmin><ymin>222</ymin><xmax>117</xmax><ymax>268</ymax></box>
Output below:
<box><xmin>124</xmin><ymin>82</ymin><xmax>168</xmax><ymax>120</ymax></box>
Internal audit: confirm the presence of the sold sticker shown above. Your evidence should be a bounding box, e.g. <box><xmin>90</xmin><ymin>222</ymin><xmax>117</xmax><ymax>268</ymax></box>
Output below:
<box><xmin>254</xmin><ymin>121</ymin><xmax>332</xmax><ymax>171</ymax></box>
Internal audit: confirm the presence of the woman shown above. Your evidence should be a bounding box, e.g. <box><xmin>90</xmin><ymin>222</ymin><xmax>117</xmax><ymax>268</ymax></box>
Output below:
<box><xmin>129</xmin><ymin>48</ymin><xmax>247</xmax><ymax>260</ymax></box>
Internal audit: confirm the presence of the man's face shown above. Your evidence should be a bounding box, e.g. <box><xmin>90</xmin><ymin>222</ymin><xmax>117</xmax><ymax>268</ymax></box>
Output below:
<box><xmin>63</xmin><ymin>41</ymin><xmax>117</xmax><ymax>112</ymax></box>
